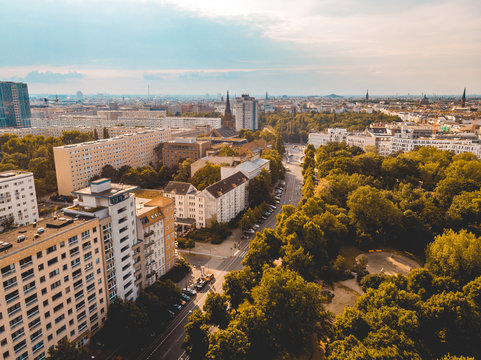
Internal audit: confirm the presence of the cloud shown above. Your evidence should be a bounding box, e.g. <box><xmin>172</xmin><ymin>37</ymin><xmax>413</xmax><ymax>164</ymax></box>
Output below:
<box><xmin>10</xmin><ymin>71</ymin><xmax>84</xmax><ymax>84</ymax></box>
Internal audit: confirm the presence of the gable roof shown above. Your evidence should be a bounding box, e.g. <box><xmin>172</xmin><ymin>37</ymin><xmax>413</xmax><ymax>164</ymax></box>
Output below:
<box><xmin>205</xmin><ymin>171</ymin><xmax>248</xmax><ymax>198</ymax></box>
<box><xmin>209</xmin><ymin>127</ymin><xmax>239</xmax><ymax>138</ymax></box>
<box><xmin>163</xmin><ymin>181</ymin><xmax>196</xmax><ymax>195</ymax></box>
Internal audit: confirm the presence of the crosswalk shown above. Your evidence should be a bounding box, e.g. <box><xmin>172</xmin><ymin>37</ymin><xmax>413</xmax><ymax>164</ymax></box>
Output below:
<box><xmin>233</xmin><ymin>249</ymin><xmax>248</xmax><ymax>258</ymax></box>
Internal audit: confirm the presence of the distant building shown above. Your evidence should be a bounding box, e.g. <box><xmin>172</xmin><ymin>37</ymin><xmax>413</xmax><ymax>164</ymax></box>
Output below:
<box><xmin>0</xmin><ymin>81</ymin><xmax>31</xmax><ymax>128</ymax></box>
<box><xmin>234</xmin><ymin>94</ymin><xmax>258</xmax><ymax>131</ymax></box>
<box><xmin>220</xmin><ymin>158</ymin><xmax>270</xmax><ymax>180</ymax></box>
<box><xmin>162</xmin><ymin>138</ymin><xmax>211</xmax><ymax>168</ymax></box>
<box><xmin>0</xmin><ymin>171</ymin><xmax>38</xmax><ymax>226</ymax></box>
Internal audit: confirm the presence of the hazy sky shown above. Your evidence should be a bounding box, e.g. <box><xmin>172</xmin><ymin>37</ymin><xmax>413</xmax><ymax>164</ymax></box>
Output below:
<box><xmin>1</xmin><ymin>0</ymin><xmax>480</xmax><ymax>95</ymax></box>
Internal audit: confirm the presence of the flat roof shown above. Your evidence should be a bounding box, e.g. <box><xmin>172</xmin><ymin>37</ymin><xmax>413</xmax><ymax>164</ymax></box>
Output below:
<box><xmin>0</xmin><ymin>170</ymin><xmax>33</xmax><ymax>180</ymax></box>
<box><xmin>0</xmin><ymin>215</ymin><xmax>96</xmax><ymax>259</ymax></box>
<box><xmin>72</xmin><ymin>183</ymin><xmax>139</xmax><ymax>198</ymax></box>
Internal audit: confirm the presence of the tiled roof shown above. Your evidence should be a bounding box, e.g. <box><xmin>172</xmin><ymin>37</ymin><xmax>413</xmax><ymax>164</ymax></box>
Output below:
<box><xmin>163</xmin><ymin>182</ymin><xmax>195</xmax><ymax>195</ymax></box>
<box><xmin>205</xmin><ymin>172</ymin><xmax>248</xmax><ymax>198</ymax></box>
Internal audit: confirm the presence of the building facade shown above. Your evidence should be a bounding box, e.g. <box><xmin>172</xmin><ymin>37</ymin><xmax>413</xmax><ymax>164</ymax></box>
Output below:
<box><xmin>0</xmin><ymin>215</ymin><xmax>108</xmax><ymax>360</ymax></box>
<box><xmin>53</xmin><ymin>130</ymin><xmax>171</xmax><ymax>195</ymax></box>
<box><xmin>0</xmin><ymin>81</ymin><xmax>31</xmax><ymax>128</ymax></box>
<box><xmin>234</xmin><ymin>94</ymin><xmax>258</xmax><ymax>131</ymax></box>
<box><xmin>65</xmin><ymin>179</ymin><xmax>140</xmax><ymax>303</ymax></box>
<box><xmin>135</xmin><ymin>193</ymin><xmax>176</xmax><ymax>288</ymax></box>
<box><xmin>162</xmin><ymin>138</ymin><xmax>211</xmax><ymax>168</ymax></box>
<box><xmin>0</xmin><ymin>171</ymin><xmax>39</xmax><ymax>227</ymax></box>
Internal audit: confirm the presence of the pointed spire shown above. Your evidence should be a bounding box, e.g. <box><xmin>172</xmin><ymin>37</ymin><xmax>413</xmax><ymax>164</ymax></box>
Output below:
<box><xmin>462</xmin><ymin>87</ymin><xmax>466</xmax><ymax>107</ymax></box>
<box><xmin>266</xmin><ymin>91</ymin><xmax>269</xmax><ymax>100</ymax></box>
<box><xmin>223</xmin><ymin>90</ymin><xmax>233</xmax><ymax>130</ymax></box>
<box><xmin>366</xmin><ymin>89</ymin><xmax>369</xmax><ymax>101</ymax></box>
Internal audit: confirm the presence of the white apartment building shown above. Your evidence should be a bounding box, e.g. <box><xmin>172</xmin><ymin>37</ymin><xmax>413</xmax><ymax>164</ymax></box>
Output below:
<box><xmin>64</xmin><ymin>179</ymin><xmax>140</xmax><ymax>303</ymax></box>
<box><xmin>163</xmin><ymin>172</ymin><xmax>248</xmax><ymax>228</ymax></box>
<box><xmin>0</xmin><ymin>171</ymin><xmax>38</xmax><ymax>226</ymax></box>
<box><xmin>203</xmin><ymin>172</ymin><xmax>248</xmax><ymax>224</ymax></box>
<box><xmin>234</xmin><ymin>94</ymin><xmax>258</xmax><ymax>131</ymax></box>
<box><xmin>53</xmin><ymin>130</ymin><xmax>171</xmax><ymax>195</ymax></box>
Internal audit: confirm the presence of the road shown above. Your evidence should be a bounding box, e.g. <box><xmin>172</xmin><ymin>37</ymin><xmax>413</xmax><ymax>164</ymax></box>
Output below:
<box><xmin>136</xmin><ymin>146</ymin><xmax>304</xmax><ymax>360</ymax></box>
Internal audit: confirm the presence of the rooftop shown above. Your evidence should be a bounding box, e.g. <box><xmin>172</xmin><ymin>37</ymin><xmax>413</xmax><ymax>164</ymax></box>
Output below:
<box><xmin>205</xmin><ymin>171</ymin><xmax>248</xmax><ymax>198</ymax></box>
<box><xmin>0</xmin><ymin>215</ymin><xmax>96</xmax><ymax>260</ymax></box>
<box><xmin>164</xmin><ymin>182</ymin><xmax>196</xmax><ymax>195</ymax></box>
<box><xmin>0</xmin><ymin>170</ymin><xmax>33</xmax><ymax>180</ymax></box>
<box><xmin>133</xmin><ymin>189</ymin><xmax>163</xmax><ymax>199</ymax></box>
<box><xmin>72</xmin><ymin>183</ymin><xmax>138</xmax><ymax>198</ymax></box>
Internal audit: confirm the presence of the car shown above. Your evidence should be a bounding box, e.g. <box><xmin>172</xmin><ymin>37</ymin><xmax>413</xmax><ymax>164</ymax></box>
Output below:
<box><xmin>261</xmin><ymin>216</ymin><xmax>267</xmax><ymax>220</ymax></box>
<box><xmin>270</xmin><ymin>205</ymin><xmax>276</xmax><ymax>210</ymax></box>
<box><xmin>196</xmin><ymin>280</ymin><xmax>207</xmax><ymax>290</ymax></box>
<box><xmin>276</xmin><ymin>200</ymin><xmax>280</xmax><ymax>204</ymax></box>
<box><xmin>182</xmin><ymin>288</ymin><xmax>196</xmax><ymax>297</ymax></box>
<box><xmin>172</xmin><ymin>304</ymin><xmax>182</xmax><ymax>313</ymax></box>
<box><xmin>168</xmin><ymin>309</ymin><xmax>175</xmax><ymax>318</ymax></box>
<box><xmin>180</xmin><ymin>300</ymin><xmax>186</xmax><ymax>307</ymax></box>
<box><xmin>181</xmin><ymin>293</ymin><xmax>191</xmax><ymax>302</ymax></box>
<box><xmin>254</xmin><ymin>224</ymin><xmax>260</xmax><ymax>228</ymax></box>
<box><xmin>204</xmin><ymin>273</ymin><xmax>215</xmax><ymax>282</ymax></box>
<box><xmin>245</xmin><ymin>228</ymin><xmax>255</xmax><ymax>234</ymax></box>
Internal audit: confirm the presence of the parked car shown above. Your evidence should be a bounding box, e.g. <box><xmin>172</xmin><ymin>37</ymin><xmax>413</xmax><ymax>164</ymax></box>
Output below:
<box><xmin>196</xmin><ymin>280</ymin><xmax>207</xmax><ymax>290</ymax></box>
<box><xmin>204</xmin><ymin>273</ymin><xmax>215</xmax><ymax>282</ymax></box>
<box><xmin>181</xmin><ymin>293</ymin><xmax>191</xmax><ymax>302</ymax></box>
<box><xmin>168</xmin><ymin>309</ymin><xmax>175</xmax><ymax>318</ymax></box>
<box><xmin>182</xmin><ymin>288</ymin><xmax>196</xmax><ymax>297</ymax></box>
<box><xmin>172</xmin><ymin>304</ymin><xmax>182</xmax><ymax>313</ymax></box>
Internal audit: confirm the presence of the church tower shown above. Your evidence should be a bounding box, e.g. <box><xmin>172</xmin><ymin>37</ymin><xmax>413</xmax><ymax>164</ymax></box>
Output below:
<box><xmin>461</xmin><ymin>88</ymin><xmax>466</xmax><ymax>108</ymax></box>
<box><xmin>366</xmin><ymin>89</ymin><xmax>369</xmax><ymax>101</ymax></box>
<box><xmin>223</xmin><ymin>91</ymin><xmax>234</xmax><ymax>129</ymax></box>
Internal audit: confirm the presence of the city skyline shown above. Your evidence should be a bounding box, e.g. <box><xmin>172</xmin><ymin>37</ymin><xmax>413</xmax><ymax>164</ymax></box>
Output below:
<box><xmin>1</xmin><ymin>0</ymin><xmax>480</xmax><ymax>95</ymax></box>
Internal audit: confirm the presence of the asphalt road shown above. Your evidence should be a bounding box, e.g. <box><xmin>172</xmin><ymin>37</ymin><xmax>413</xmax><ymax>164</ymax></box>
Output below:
<box><xmin>136</xmin><ymin>149</ymin><xmax>304</xmax><ymax>360</ymax></box>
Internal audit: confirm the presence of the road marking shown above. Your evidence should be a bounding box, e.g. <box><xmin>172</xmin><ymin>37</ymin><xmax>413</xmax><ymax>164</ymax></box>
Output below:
<box><xmin>233</xmin><ymin>249</ymin><xmax>240</xmax><ymax>256</ymax></box>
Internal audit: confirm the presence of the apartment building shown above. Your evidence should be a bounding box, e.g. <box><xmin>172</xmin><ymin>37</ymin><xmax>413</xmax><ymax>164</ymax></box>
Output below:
<box><xmin>0</xmin><ymin>215</ymin><xmax>108</xmax><ymax>360</ymax></box>
<box><xmin>135</xmin><ymin>192</ymin><xmax>176</xmax><ymax>288</ymax></box>
<box><xmin>203</xmin><ymin>172</ymin><xmax>248</xmax><ymax>224</ymax></box>
<box><xmin>162</xmin><ymin>138</ymin><xmax>212</xmax><ymax>168</ymax></box>
<box><xmin>163</xmin><ymin>172</ymin><xmax>248</xmax><ymax>228</ymax></box>
<box><xmin>0</xmin><ymin>171</ymin><xmax>38</xmax><ymax>227</ymax></box>
<box><xmin>234</xmin><ymin>94</ymin><xmax>258</xmax><ymax>131</ymax></box>
<box><xmin>53</xmin><ymin>130</ymin><xmax>171</xmax><ymax>195</ymax></box>
<box><xmin>64</xmin><ymin>179</ymin><xmax>139</xmax><ymax>303</ymax></box>
<box><xmin>220</xmin><ymin>158</ymin><xmax>270</xmax><ymax>180</ymax></box>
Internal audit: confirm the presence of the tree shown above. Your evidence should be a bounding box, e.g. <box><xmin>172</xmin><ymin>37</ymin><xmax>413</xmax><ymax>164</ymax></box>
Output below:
<box><xmin>218</xmin><ymin>145</ymin><xmax>239</xmax><ymax>156</ymax></box>
<box><xmin>183</xmin><ymin>310</ymin><xmax>209</xmax><ymax>360</ymax></box>
<box><xmin>61</xmin><ymin>130</ymin><xmax>93</xmax><ymax>145</ymax></box>
<box><xmin>238</xmin><ymin>212</ymin><xmax>253</xmax><ymax>231</ymax></box>
<box><xmin>223</xmin><ymin>268</ymin><xmax>255</xmax><ymax>309</ymax></box>
<box><xmin>93</xmin><ymin>128</ymin><xmax>99</xmax><ymax>140</ymax></box>
<box><xmin>347</xmin><ymin>185</ymin><xmax>403</xmax><ymax>246</ymax></box>
<box><xmin>206</xmin><ymin>327</ymin><xmax>250</xmax><ymax>360</ymax></box>
<box><xmin>103</xmin><ymin>127</ymin><xmax>109</xmax><ymax>139</ymax></box>
<box><xmin>248</xmin><ymin>170</ymin><xmax>273</xmax><ymax>207</ymax></box>
<box><xmin>100</xmin><ymin>164</ymin><xmax>120</xmax><ymax>182</ymax></box>
<box><xmin>203</xmin><ymin>293</ymin><xmax>230</xmax><ymax>329</ymax></box>
<box><xmin>47</xmin><ymin>338</ymin><xmax>88</xmax><ymax>360</ymax></box>
<box><xmin>190</xmin><ymin>162</ymin><xmax>221</xmax><ymax>190</ymax></box>
<box><xmin>174</xmin><ymin>159</ymin><xmax>193</xmax><ymax>182</ymax></box>
<box><xmin>426</xmin><ymin>230</ymin><xmax>481</xmax><ymax>284</ymax></box>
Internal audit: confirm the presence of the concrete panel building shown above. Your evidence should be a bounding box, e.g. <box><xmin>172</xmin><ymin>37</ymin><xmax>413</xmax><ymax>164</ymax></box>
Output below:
<box><xmin>234</xmin><ymin>94</ymin><xmax>258</xmax><ymax>131</ymax></box>
<box><xmin>0</xmin><ymin>215</ymin><xmax>108</xmax><ymax>360</ymax></box>
<box><xmin>53</xmin><ymin>130</ymin><xmax>171</xmax><ymax>195</ymax></box>
<box><xmin>0</xmin><ymin>171</ymin><xmax>38</xmax><ymax>227</ymax></box>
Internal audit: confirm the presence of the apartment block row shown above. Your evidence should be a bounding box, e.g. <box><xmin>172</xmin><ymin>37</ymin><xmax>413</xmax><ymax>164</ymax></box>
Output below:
<box><xmin>164</xmin><ymin>171</ymin><xmax>248</xmax><ymax>228</ymax></box>
<box><xmin>0</xmin><ymin>178</ymin><xmax>175</xmax><ymax>360</ymax></box>
<box><xmin>30</xmin><ymin>114</ymin><xmax>221</xmax><ymax>130</ymax></box>
<box><xmin>308</xmin><ymin>127</ymin><xmax>481</xmax><ymax>157</ymax></box>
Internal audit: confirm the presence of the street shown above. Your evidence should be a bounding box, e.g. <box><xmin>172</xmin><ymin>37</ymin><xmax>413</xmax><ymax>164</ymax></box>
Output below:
<box><xmin>136</xmin><ymin>145</ymin><xmax>304</xmax><ymax>360</ymax></box>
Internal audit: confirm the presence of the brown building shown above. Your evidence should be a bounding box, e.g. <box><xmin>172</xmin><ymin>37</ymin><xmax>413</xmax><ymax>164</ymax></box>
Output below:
<box><xmin>0</xmin><ymin>215</ymin><xmax>108</xmax><ymax>359</ymax></box>
<box><xmin>162</xmin><ymin>138</ymin><xmax>211</xmax><ymax>168</ymax></box>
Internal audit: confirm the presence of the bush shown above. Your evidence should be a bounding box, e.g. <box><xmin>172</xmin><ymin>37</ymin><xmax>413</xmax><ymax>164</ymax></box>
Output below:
<box><xmin>161</xmin><ymin>258</ymin><xmax>192</xmax><ymax>283</ymax></box>
<box><xmin>177</xmin><ymin>237</ymin><xmax>195</xmax><ymax>249</ymax></box>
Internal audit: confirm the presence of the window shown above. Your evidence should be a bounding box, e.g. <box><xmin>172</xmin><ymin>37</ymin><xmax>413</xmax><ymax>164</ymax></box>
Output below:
<box><xmin>27</xmin><ymin>306</ymin><xmax>39</xmax><ymax>319</ymax></box>
<box><xmin>50</xmin><ymin>280</ymin><xmax>61</xmax><ymax>290</ymax></box>
<box><xmin>1</xmin><ymin>264</ymin><xmax>15</xmax><ymax>277</ymax></box>
<box><xmin>54</xmin><ymin>314</ymin><xmax>64</xmax><ymax>324</ymax></box>
<box><xmin>3</xmin><ymin>276</ymin><xmax>17</xmax><ymax>290</ymax></box>
<box><xmin>21</xmin><ymin>269</ymin><xmax>34</xmax><ymax>281</ymax></box>
<box><xmin>52</xmin><ymin>292</ymin><xmax>62</xmax><ymax>302</ymax></box>
<box><xmin>70</xmin><ymin>247</ymin><xmax>79</xmax><ymax>256</ymax></box>
<box><xmin>8</xmin><ymin>303</ymin><xmax>22</xmax><ymax>316</ymax></box>
<box><xmin>49</xmin><ymin>269</ymin><xmax>59</xmax><ymax>278</ymax></box>
<box><xmin>68</xmin><ymin>235</ymin><xmax>78</xmax><ymax>246</ymax></box>
<box><xmin>19</xmin><ymin>256</ymin><xmax>32</xmax><ymax>269</ymax></box>
<box><xmin>9</xmin><ymin>315</ymin><xmax>23</xmax><ymax>329</ymax></box>
<box><xmin>13</xmin><ymin>339</ymin><xmax>26</xmax><ymax>353</ymax></box>
<box><xmin>28</xmin><ymin>318</ymin><xmax>41</xmax><ymax>330</ymax></box>
<box><xmin>23</xmin><ymin>281</ymin><xmax>35</xmax><ymax>294</ymax></box>
<box><xmin>5</xmin><ymin>290</ymin><xmax>19</xmax><ymax>304</ymax></box>
<box><xmin>53</xmin><ymin>303</ymin><xmax>63</xmax><ymax>313</ymax></box>
<box><xmin>71</xmin><ymin>258</ymin><xmax>81</xmax><ymax>268</ymax></box>
<box><xmin>47</xmin><ymin>257</ymin><xmax>58</xmax><ymax>266</ymax></box>
<box><xmin>81</xmin><ymin>230</ymin><xmax>90</xmax><ymax>240</ymax></box>
<box><xmin>46</xmin><ymin>245</ymin><xmax>57</xmax><ymax>254</ymax></box>
<box><xmin>25</xmin><ymin>294</ymin><xmax>37</xmax><ymax>306</ymax></box>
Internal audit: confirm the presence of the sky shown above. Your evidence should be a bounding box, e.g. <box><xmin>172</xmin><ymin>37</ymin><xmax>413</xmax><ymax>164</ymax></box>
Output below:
<box><xmin>0</xmin><ymin>0</ymin><xmax>480</xmax><ymax>95</ymax></box>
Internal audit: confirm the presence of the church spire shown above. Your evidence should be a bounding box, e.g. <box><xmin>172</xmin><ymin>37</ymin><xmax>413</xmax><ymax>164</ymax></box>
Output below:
<box><xmin>462</xmin><ymin>88</ymin><xmax>466</xmax><ymax>107</ymax></box>
<box><xmin>366</xmin><ymin>89</ymin><xmax>369</xmax><ymax>101</ymax></box>
<box><xmin>223</xmin><ymin>91</ymin><xmax>234</xmax><ymax>129</ymax></box>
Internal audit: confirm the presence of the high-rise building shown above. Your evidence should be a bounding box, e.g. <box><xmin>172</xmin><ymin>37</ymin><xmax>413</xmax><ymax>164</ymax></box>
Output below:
<box><xmin>64</xmin><ymin>179</ymin><xmax>140</xmax><ymax>303</ymax></box>
<box><xmin>462</xmin><ymin>88</ymin><xmax>466</xmax><ymax>108</ymax></box>
<box><xmin>0</xmin><ymin>171</ymin><xmax>39</xmax><ymax>226</ymax></box>
<box><xmin>234</xmin><ymin>94</ymin><xmax>258</xmax><ymax>131</ymax></box>
<box><xmin>0</xmin><ymin>81</ymin><xmax>31</xmax><ymax>128</ymax></box>
<box><xmin>0</xmin><ymin>214</ymin><xmax>108</xmax><ymax>359</ymax></box>
<box><xmin>223</xmin><ymin>91</ymin><xmax>234</xmax><ymax>130</ymax></box>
